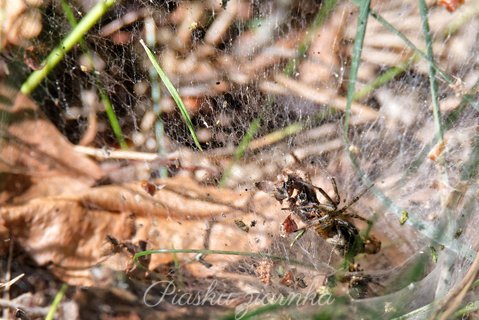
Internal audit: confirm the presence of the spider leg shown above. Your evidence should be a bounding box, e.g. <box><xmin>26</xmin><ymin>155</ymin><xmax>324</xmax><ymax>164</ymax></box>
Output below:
<box><xmin>292</xmin><ymin>203</ymin><xmax>336</xmax><ymax>213</ymax></box>
<box><xmin>338</xmin><ymin>184</ymin><xmax>374</xmax><ymax>214</ymax></box>
<box><xmin>346</xmin><ymin>213</ymin><xmax>373</xmax><ymax>225</ymax></box>
<box><xmin>303</xmin><ymin>214</ymin><xmax>332</xmax><ymax>226</ymax></box>
<box><xmin>312</xmin><ymin>203</ymin><xmax>337</xmax><ymax>212</ymax></box>
<box><xmin>337</xmin><ymin>207</ymin><xmax>374</xmax><ymax>226</ymax></box>
<box><xmin>329</xmin><ymin>177</ymin><xmax>340</xmax><ymax>205</ymax></box>
<box><xmin>312</xmin><ymin>185</ymin><xmax>337</xmax><ymax>209</ymax></box>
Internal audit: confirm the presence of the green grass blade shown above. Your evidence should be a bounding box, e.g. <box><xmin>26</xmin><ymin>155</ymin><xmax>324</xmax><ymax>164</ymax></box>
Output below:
<box><xmin>99</xmin><ymin>88</ymin><xmax>127</xmax><ymax>149</ymax></box>
<box><xmin>60</xmin><ymin>0</ymin><xmax>127</xmax><ymax>149</ymax></box>
<box><xmin>461</xmin><ymin>133</ymin><xmax>479</xmax><ymax>181</ymax></box>
<box><xmin>140</xmin><ymin>39</ymin><xmax>203</xmax><ymax>151</ymax></box>
<box><xmin>349</xmin><ymin>1</ymin><xmax>478</xmax><ymax>113</ymax></box>
<box><xmin>366</xmin><ymin>9</ymin><xmax>450</xmax><ymax>83</ymax></box>
<box><xmin>444</xmin><ymin>1</ymin><xmax>479</xmax><ymax>37</ymax></box>
<box><xmin>418</xmin><ymin>0</ymin><xmax>444</xmax><ymax>143</ymax></box>
<box><xmin>343</xmin><ymin>0</ymin><xmax>371</xmax><ymax>138</ymax></box>
<box><xmin>133</xmin><ymin>248</ymin><xmax>334</xmax><ymax>272</ymax></box>
<box><xmin>393</xmin><ymin>77</ymin><xmax>479</xmax><ymax>186</ymax></box>
<box><xmin>353</xmin><ymin>58</ymin><xmax>414</xmax><ymax>100</ymax></box>
<box><xmin>145</xmin><ymin>17</ymin><xmax>168</xmax><ymax>176</ymax></box>
<box><xmin>453</xmin><ymin>301</ymin><xmax>479</xmax><ymax>319</ymax></box>
<box><xmin>21</xmin><ymin>0</ymin><xmax>116</xmax><ymax>95</ymax></box>
<box><xmin>60</xmin><ymin>1</ymin><xmax>88</xmax><ymax>50</ymax></box>
<box><xmin>251</xmin><ymin>122</ymin><xmax>304</xmax><ymax>149</ymax></box>
<box><xmin>45</xmin><ymin>283</ymin><xmax>68</xmax><ymax>320</ymax></box>
<box><xmin>219</xmin><ymin>118</ymin><xmax>261</xmax><ymax>187</ymax></box>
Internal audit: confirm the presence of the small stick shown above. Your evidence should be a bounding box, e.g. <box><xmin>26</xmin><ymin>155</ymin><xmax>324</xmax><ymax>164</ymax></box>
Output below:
<box><xmin>74</xmin><ymin>145</ymin><xmax>177</xmax><ymax>163</ymax></box>
<box><xmin>2</xmin><ymin>237</ymin><xmax>13</xmax><ymax>320</ymax></box>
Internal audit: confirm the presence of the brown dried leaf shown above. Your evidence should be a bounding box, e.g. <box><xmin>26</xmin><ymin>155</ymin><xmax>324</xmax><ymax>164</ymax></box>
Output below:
<box><xmin>281</xmin><ymin>214</ymin><xmax>298</xmax><ymax>235</ymax></box>
<box><xmin>0</xmin><ymin>88</ymin><xmax>103</xmax><ymax>203</ymax></box>
<box><xmin>0</xmin><ymin>175</ymin><xmax>281</xmax><ymax>285</ymax></box>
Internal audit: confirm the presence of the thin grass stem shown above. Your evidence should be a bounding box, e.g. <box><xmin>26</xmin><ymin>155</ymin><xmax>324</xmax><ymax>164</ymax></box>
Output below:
<box><xmin>353</xmin><ymin>58</ymin><xmax>414</xmax><ymax>100</ymax></box>
<box><xmin>140</xmin><ymin>39</ymin><xmax>203</xmax><ymax>151</ymax></box>
<box><xmin>418</xmin><ymin>0</ymin><xmax>444</xmax><ymax>143</ymax></box>
<box><xmin>21</xmin><ymin>0</ymin><xmax>117</xmax><ymax>95</ymax></box>
<box><xmin>60</xmin><ymin>0</ymin><xmax>127</xmax><ymax>149</ymax></box>
<box><xmin>219</xmin><ymin>118</ymin><xmax>261</xmax><ymax>187</ymax></box>
<box><xmin>45</xmin><ymin>284</ymin><xmax>68</xmax><ymax>320</ymax></box>
<box><xmin>145</xmin><ymin>17</ymin><xmax>167</xmax><ymax>176</ymax></box>
<box><xmin>343</xmin><ymin>0</ymin><xmax>371</xmax><ymax>139</ymax></box>
<box><xmin>133</xmin><ymin>248</ymin><xmax>335</xmax><ymax>272</ymax></box>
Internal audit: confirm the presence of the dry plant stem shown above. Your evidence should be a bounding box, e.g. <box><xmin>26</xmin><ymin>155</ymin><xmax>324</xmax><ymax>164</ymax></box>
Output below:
<box><xmin>274</xmin><ymin>74</ymin><xmax>378</xmax><ymax>121</ymax></box>
<box><xmin>360</xmin><ymin>47</ymin><xmax>405</xmax><ymax>66</ymax></box>
<box><xmin>207</xmin><ymin>123</ymin><xmax>304</xmax><ymax>158</ymax></box>
<box><xmin>0</xmin><ymin>274</ymin><xmax>24</xmax><ymax>289</ymax></box>
<box><xmin>443</xmin><ymin>0</ymin><xmax>479</xmax><ymax>36</ymax></box>
<box><xmin>78</xmin><ymin>111</ymin><xmax>98</xmax><ymax>146</ymax></box>
<box><xmin>2</xmin><ymin>237</ymin><xmax>13</xmax><ymax>320</ymax></box>
<box><xmin>0</xmin><ymin>299</ymin><xmax>49</xmax><ymax>317</ymax></box>
<box><xmin>293</xmin><ymin>139</ymin><xmax>342</xmax><ymax>161</ymax></box>
<box><xmin>99</xmin><ymin>8</ymin><xmax>149</xmax><ymax>37</ymax></box>
<box><xmin>208</xmin><ymin>123</ymin><xmax>341</xmax><ymax>159</ymax></box>
<box><xmin>74</xmin><ymin>145</ymin><xmax>177</xmax><ymax>162</ymax></box>
<box><xmin>248</xmin><ymin>123</ymin><xmax>303</xmax><ymax>150</ymax></box>
<box><xmin>430</xmin><ymin>183</ymin><xmax>475</xmax><ymax>319</ymax></box>
<box><xmin>435</xmin><ymin>249</ymin><xmax>479</xmax><ymax>320</ymax></box>
<box><xmin>259</xmin><ymin>80</ymin><xmax>288</xmax><ymax>95</ymax></box>
<box><xmin>205</xmin><ymin>0</ymin><xmax>238</xmax><ymax>45</ymax></box>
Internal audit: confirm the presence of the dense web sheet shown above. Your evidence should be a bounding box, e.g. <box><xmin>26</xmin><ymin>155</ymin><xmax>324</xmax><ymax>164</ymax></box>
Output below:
<box><xmin>1</xmin><ymin>0</ymin><xmax>479</xmax><ymax>318</ymax></box>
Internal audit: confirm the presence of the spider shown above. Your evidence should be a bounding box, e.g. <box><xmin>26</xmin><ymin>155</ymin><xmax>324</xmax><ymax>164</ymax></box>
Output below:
<box><xmin>258</xmin><ymin>171</ymin><xmax>381</xmax><ymax>257</ymax></box>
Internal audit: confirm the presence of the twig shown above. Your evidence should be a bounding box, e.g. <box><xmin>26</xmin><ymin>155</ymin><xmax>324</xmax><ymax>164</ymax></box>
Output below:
<box><xmin>78</xmin><ymin>110</ymin><xmax>98</xmax><ymax>146</ymax></box>
<box><xmin>0</xmin><ymin>299</ymin><xmax>49</xmax><ymax>317</ymax></box>
<box><xmin>2</xmin><ymin>237</ymin><xmax>13</xmax><ymax>320</ymax></box>
<box><xmin>274</xmin><ymin>74</ymin><xmax>378</xmax><ymax>121</ymax></box>
<box><xmin>0</xmin><ymin>274</ymin><xmax>24</xmax><ymax>289</ymax></box>
<box><xmin>74</xmin><ymin>145</ymin><xmax>177</xmax><ymax>162</ymax></box>
<box><xmin>433</xmin><ymin>249</ymin><xmax>479</xmax><ymax>320</ymax></box>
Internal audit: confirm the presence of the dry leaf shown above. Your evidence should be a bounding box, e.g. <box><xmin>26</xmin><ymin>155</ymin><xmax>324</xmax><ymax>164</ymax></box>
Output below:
<box><xmin>0</xmin><ymin>175</ymin><xmax>280</xmax><ymax>285</ymax></box>
<box><xmin>0</xmin><ymin>88</ymin><xmax>103</xmax><ymax>203</ymax></box>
